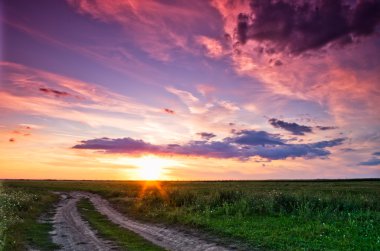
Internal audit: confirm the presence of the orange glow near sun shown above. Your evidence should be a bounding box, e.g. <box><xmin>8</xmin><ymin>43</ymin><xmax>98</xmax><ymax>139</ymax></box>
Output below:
<box><xmin>135</xmin><ymin>155</ymin><xmax>182</xmax><ymax>180</ymax></box>
<box><xmin>135</xmin><ymin>156</ymin><xmax>166</xmax><ymax>180</ymax></box>
<box><xmin>101</xmin><ymin>155</ymin><xmax>181</xmax><ymax>180</ymax></box>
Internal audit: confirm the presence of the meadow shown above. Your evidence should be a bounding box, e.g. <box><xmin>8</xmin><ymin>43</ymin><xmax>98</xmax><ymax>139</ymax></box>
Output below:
<box><xmin>0</xmin><ymin>183</ymin><xmax>58</xmax><ymax>250</ymax></box>
<box><xmin>1</xmin><ymin>179</ymin><xmax>379</xmax><ymax>250</ymax></box>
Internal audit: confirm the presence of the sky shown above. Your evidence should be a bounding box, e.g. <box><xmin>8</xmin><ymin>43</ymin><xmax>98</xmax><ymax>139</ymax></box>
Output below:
<box><xmin>0</xmin><ymin>0</ymin><xmax>379</xmax><ymax>180</ymax></box>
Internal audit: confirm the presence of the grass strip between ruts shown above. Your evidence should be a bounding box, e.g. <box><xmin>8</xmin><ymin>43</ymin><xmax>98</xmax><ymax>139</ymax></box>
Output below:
<box><xmin>77</xmin><ymin>198</ymin><xmax>166</xmax><ymax>251</ymax></box>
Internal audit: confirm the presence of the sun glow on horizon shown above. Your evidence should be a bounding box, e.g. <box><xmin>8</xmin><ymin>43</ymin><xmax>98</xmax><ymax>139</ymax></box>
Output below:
<box><xmin>100</xmin><ymin>155</ymin><xmax>182</xmax><ymax>180</ymax></box>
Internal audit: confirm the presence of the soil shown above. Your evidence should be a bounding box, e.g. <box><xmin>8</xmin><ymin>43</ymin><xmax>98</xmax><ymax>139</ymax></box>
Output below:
<box><xmin>50</xmin><ymin>191</ymin><xmax>249</xmax><ymax>251</ymax></box>
<box><xmin>51</xmin><ymin>192</ymin><xmax>117</xmax><ymax>250</ymax></box>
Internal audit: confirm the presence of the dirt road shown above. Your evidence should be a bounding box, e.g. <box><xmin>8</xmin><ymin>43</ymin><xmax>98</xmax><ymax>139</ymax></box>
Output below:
<box><xmin>51</xmin><ymin>191</ymin><xmax>243</xmax><ymax>251</ymax></box>
<box><xmin>51</xmin><ymin>193</ymin><xmax>116</xmax><ymax>251</ymax></box>
<box><xmin>79</xmin><ymin>191</ymin><xmax>235</xmax><ymax>251</ymax></box>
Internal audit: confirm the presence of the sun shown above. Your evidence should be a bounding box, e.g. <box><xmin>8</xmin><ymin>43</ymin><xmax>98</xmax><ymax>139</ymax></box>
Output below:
<box><xmin>99</xmin><ymin>155</ymin><xmax>181</xmax><ymax>180</ymax></box>
<box><xmin>135</xmin><ymin>155</ymin><xmax>178</xmax><ymax>180</ymax></box>
<box><xmin>137</xmin><ymin>158</ymin><xmax>163</xmax><ymax>180</ymax></box>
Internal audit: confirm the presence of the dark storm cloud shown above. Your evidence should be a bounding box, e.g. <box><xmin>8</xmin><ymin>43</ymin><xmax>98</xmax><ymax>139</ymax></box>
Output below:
<box><xmin>358</xmin><ymin>158</ymin><xmax>380</xmax><ymax>166</ymax></box>
<box><xmin>372</xmin><ymin>151</ymin><xmax>380</xmax><ymax>156</ymax></box>
<box><xmin>39</xmin><ymin>87</ymin><xmax>71</xmax><ymax>98</ymax></box>
<box><xmin>269</xmin><ymin>118</ymin><xmax>312</xmax><ymax>135</ymax></box>
<box><xmin>197</xmin><ymin>132</ymin><xmax>216</xmax><ymax>140</ymax></box>
<box><xmin>164</xmin><ymin>108</ymin><xmax>175</xmax><ymax>114</ymax></box>
<box><xmin>237</xmin><ymin>13</ymin><xmax>250</xmax><ymax>44</ymax></box>
<box><xmin>237</xmin><ymin>0</ymin><xmax>380</xmax><ymax>55</ymax></box>
<box><xmin>73</xmin><ymin>131</ymin><xmax>345</xmax><ymax>161</ymax></box>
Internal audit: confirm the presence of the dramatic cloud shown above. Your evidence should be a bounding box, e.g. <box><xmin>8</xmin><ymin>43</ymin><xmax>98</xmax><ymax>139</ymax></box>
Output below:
<box><xmin>268</xmin><ymin>118</ymin><xmax>312</xmax><ymax>135</ymax></box>
<box><xmin>358</xmin><ymin>158</ymin><xmax>380</xmax><ymax>166</ymax></box>
<box><xmin>197</xmin><ymin>132</ymin><xmax>216</xmax><ymax>140</ymax></box>
<box><xmin>236</xmin><ymin>0</ymin><xmax>380</xmax><ymax>55</ymax></box>
<box><xmin>2</xmin><ymin>0</ymin><xmax>378</xmax><ymax>179</ymax></box>
<box><xmin>39</xmin><ymin>87</ymin><xmax>71</xmax><ymax>98</ymax></box>
<box><xmin>212</xmin><ymin>0</ymin><xmax>380</xmax><ymax>136</ymax></box>
<box><xmin>73</xmin><ymin>130</ymin><xmax>345</xmax><ymax>160</ymax></box>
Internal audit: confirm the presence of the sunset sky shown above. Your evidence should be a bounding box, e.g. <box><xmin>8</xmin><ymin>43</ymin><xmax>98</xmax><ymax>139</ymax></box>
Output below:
<box><xmin>1</xmin><ymin>0</ymin><xmax>379</xmax><ymax>180</ymax></box>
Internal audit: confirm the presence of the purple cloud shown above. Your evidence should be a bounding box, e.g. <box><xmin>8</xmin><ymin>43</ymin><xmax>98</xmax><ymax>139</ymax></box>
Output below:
<box><xmin>247</xmin><ymin>144</ymin><xmax>330</xmax><ymax>160</ymax></box>
<box><xmin>168</xmin><ymin>140</ymin><xmax>241</xmax><ymax>159</ymax></box>
<box><xmin>358</xmin><ymin>158</ymin><xmax>380</xmax><ymax>166</ymax></box>
<box><xmin>310</xmin><ymin>138</ymin><xmax>346</xmax><ymax>148</ymax></box>
<box><xmin>230</xmin><ymin>130</ymin><xmax>284</xmax><ymax>146</ymax></box>
<box><xmin>73</xmin><ymin>137</ymin><xmax>161</xmax><ymax>154</ymax></box>
<box><xmin>269</xmin><ymin>118</ymin><xmax>312</xmax><ymax>135</ymax></box>
<box><xmin>197</xmin><ymin>132</ymin><xmax>216</xmax><ymax>140</ymax></box>
<box><xmin>73</xmin><ymin>131</ymin><xmax>345</xmax><ymax>161</ymax></box>
<box><xmin>316</xmin><ymin>126</ymin><xmax>338</xmax><ymax>131</ymax></box>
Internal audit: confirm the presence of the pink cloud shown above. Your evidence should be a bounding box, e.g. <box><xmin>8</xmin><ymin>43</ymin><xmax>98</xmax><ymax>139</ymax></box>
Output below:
<box><xmin>164</xmin><ymin>86</ymin><xmax>243</xmax><ymax>139</ymax></box>
<box><xmin>1</xmin><ymin>62</ymin><xmax>155</xmax><ymax>112</ymax></box>
<box><xmin>0</xmin><ymin>62</ymin><xmax>161</xmax><ymax>130</ymax></box>
<box><xmin>196</xmin><ymin>84</ymin><xmax>216</xmax><ymax>97</ymax></box>
<box><xmin>67</xmin><ymin>0</ymin><xmax>219</xmax><ymax>61</ymax></box>
<box><xmin>1</xmin><ymin>62</ymin><xmax>232</xmax><ymax>144</ymax></box>
<box><xmin>196</xmin><ymin>36</ymin><xmax>225</xmax><ymax>58</ymax></box>
<box><xmin>210</xmin><ymin>1</ymin><xmax>380</xmax><ymax>137</ymax></box>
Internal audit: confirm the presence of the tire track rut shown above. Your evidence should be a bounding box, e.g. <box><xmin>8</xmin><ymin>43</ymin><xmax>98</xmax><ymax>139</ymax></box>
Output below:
<box><xmin>51</xmin><ymin>193</ymin><xmax>116</xmax><ymax>251</ymax></box>
<box><xmin>77</xmin><ymin>191</ymin><xmax>234</xmax><ymax>251</ymax></box>
<box><xmin>52</xmin><ymin>191</ymin><xmax>246</xmax><ymax>251</ymax></box>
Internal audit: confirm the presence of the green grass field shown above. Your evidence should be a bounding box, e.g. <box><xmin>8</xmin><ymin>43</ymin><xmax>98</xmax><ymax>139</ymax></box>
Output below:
<box><xmin>0</xmin><ymin>183</ymin><xmax>59</xmax><ymax>251</ymax></box>
<box><xmin>2</xmin><ymin>179</ymin><xmax>380</xmax><ymax>250</ymax></box>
